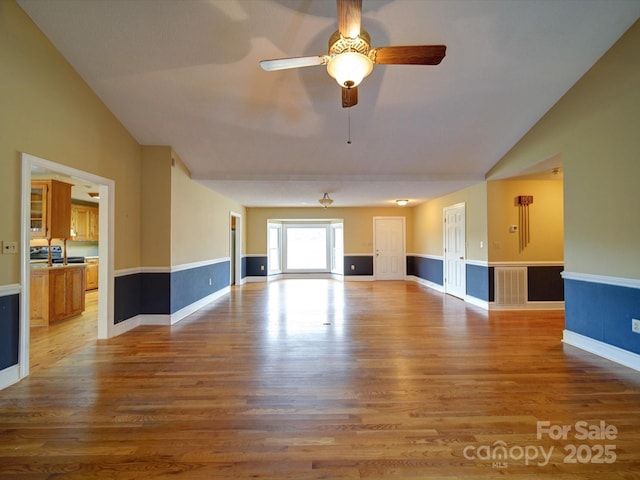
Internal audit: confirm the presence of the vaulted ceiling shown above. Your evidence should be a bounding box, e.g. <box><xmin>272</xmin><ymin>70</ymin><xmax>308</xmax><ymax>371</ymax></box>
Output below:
<box><xmin>18</xmin><ymin>0</ymin><xmax>640</xmax><ymax>207</ymax></box>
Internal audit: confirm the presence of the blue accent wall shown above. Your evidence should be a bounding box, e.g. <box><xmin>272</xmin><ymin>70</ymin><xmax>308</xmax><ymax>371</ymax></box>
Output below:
<box><xmin>565</xmin><ymin>279</ymin><xmax>640</xmax><ymax>355</ymax></box>
<box><xmin>245</xmin><ymin>256</ymin><xmax>267</xmax><ymax>277</ymax></box>
<box><xmin>0</xmin><ymin>293</ymin><xmax>19</xmax><ymax>370</ymax></box>
<box><xmin>114</xmin><ymin>261</ymin><xmax>230</xmax><ymax>324</ymax></box>
<box><xmin>344</xmin><ymin>255</ymin><xmax>373</xmax><ymax>276</ymax></box>
<box><xmin>171</xmin><ymin>261</ymin><xmax>229</xmax><ymax>313</ymax></box>
<box><xmin>466</xmin><ymin>264</ymin><xmax>490</xmax><ymax>301</ymax></box>
<box><xmin>407</xmin><ymin>256</ymin><xmax>443</xmax><ymax>285</ymax></box>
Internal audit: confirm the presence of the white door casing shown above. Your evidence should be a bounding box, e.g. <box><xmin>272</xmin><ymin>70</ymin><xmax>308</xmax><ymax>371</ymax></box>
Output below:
<box><xmin>374</xmin><ymin>217</ymin><xmax>405</xmax><ymax>280</ymax></box>
<box><xmin>443</xmin><ymin>203</ymin><xmax>466</xmax><ymax>299</ymax></box>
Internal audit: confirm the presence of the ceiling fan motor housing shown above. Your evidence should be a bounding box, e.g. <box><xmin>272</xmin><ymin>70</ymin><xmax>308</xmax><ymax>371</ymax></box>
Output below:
<box><xmin>329</xmin><ymin>29</ymin><xmax>372</xmax><ymax>58</ymax></box>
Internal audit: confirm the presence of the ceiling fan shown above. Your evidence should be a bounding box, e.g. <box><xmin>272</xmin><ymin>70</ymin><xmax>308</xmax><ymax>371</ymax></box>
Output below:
<box><xmin>259</xmin><ymin>0</ymin><xmax>446</xmax><ymax>108</ymax></box>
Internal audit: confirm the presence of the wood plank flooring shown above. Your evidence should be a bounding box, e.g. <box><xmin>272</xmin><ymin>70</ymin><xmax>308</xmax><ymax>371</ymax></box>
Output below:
<box><xmin>1</xmin><ymin>279</ymin><xmax>639</xmax><ymax>479</ymax></box>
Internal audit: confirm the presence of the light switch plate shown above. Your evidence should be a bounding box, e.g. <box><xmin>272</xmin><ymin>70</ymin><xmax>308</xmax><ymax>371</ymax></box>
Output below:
<box><xmin>2</xmin><ymin>241</ymin><xmax>18</xmax><ymax>254</ymax></box>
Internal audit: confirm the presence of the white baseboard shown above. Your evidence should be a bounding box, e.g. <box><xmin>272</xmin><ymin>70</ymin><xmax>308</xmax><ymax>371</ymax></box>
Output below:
<box><xmin>465</xmin><ymin>295</ymin><xmax>489</xmax><ymax>310</ymax></box>
<box><xmin>563</xmin><ymin>330</ymin><xmax>640</xmax><ymax>372</ymax></box>
<box><xmin>113</xmin><ymin>315</ymin><xmax>142</xmax><ymax>336</ymax></box>
<box><xmin>0</xmin><ymin>364</ymin><xmax>20</xmax><ymax>390</ymax></box>
<box><xmin>244</xmin><ymin>276</ymin><xmax>268</xmax><ymax>283</ymax></box>
<box><xmin>407</xmin><ymin>275</ymin><xmax>444</xmax><ymax>292</ymax></box>
<box><xmin>344</xmin><ymin>275</ymin><xmax>374</xmax><ymax>282</ymax></box>
<box><xmin>113</xmin><ymin>288</ymin><xmax>232</xmax><ymax>332</ymax></box>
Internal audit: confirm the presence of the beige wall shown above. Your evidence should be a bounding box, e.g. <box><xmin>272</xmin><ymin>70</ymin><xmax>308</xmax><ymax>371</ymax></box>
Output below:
<box><xmin>486</xmin><ymin>20</ymin><xmax>640</xmax><ymax>278</ymax></box>
<box><xmin>487</xmin><ymin>179</ymin><xmax>563</xmax><ymax>262</ymax></box>
<box><xmin>412</xmin><ymin>182</ymin><xmax>488</xmax><ymax>262</ymax></box>
<box><xmin>171</xmin><ymin>155</ymin><xmax>246</xmax><ymax>266</ymax></box>
<box><xmin>246</xmin><ymin>207</ymin><xmax>413</xmax><ymax>255</ymax></box>
<box><xmin>141</xmin><ymin>146</ymin><xmax>172</xmax><ymax>267</ymax></box>
<box><xmin>0</xmin><ymin>1</ymin><xmax>142</xmax><ymax>284</ymax></box>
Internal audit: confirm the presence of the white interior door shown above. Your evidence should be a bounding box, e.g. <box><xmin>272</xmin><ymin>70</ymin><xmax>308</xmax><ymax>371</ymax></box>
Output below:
<box><xmin>374</xmin><ymin>217</ymin><xmax>405</xmax><ymax>280</ymax></box>
<box><xmin>443</xmin><ymin>204</ymin><xmax>466</xmax><ymax>299</ymax></box>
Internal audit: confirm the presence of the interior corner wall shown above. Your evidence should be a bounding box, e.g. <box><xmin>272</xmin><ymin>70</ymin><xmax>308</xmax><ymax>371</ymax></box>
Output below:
<box><xmin>486</xmin><ymin>19</ymin><xmax>640</xmax><ymax>280</ymax></box>
<box><xmin>487</xmin><ymin>179</ymin><xmax>564</xmax><ymax>263</ymax></box>
<box><xmin>170</xmin><ymin>154</ymin><xmax>246</xmax><ymax>266</ymax></box>
<box><xmin>412</xmin><ymin>182</ymin><xmax>488</xmax><ymax>262</ymax></box>
<box><xmin>0</xmin><ymin>0</ymin><xmax>143</xmax><ymax>281</ymax></box>
<box><xmin>141</xmin><ymin>146</ymin><xmax>172</xmax><ymax>268</ymax></box>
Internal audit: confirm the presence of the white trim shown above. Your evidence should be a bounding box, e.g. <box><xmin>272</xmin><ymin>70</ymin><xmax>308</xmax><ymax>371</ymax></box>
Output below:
<box><xmin>465</xmin><ymin>295</ymin><xmax>489</xmax><ymax>310</ymax></box>
<box><xmin>408</xmin><ymin>275</ymin><xmax>445</xmax><ymax>292</ymax></box>
<box><xmin>490</xmin><ymin>261</ymin><xmax>564</xmax><ymax>267</ymax></box>
<box><xmin>563</xmin><ymin>330</ymin><xmax>640</xmax><ymax>372</ymax></box>
<box><xmin>465</xmin><ymin>259</ymin><xmax>488</xmax><ymax>267</ymax></box>
<box><xmin>114</xmin><ymin>267</ymin><xmax>143</xmax><ymax>277</ymax></box>
<box><xmin>0</xmin><ymin>365</ymin><xmax>20</xmax><ymax>390</ymax></box>
<box><xmin>244</xmin><ymin>253</ymin><xmax>267</xmax><ymax>258</ymax></box>
<box><xmin>113</xmin><ymin>258</ymin><xmax>231</xmax><ymax>277</ymax></box>
<box><xmin>406</xmin><ymin>253</ymin><xmax>444</xmax><ymax>261</ymax></box>
<box><xmin>244</xmin><ymin>276</ymin><xmax>268</xmax><ymax>283</ymax></box>
<box><xmin>562</xmin><ymin>271</ymin><xmax>640</xmax><ymax>290</ymax></box>
<box><xmin>0</xmin><ymin>284</ymin><xmax>21</xmax><ymax>296</ymax></box>
<box><xmin>114</xmin><ymin>287</ymin><xmax>231</xmax><ymax>331</ymax></box>
<box><xmin>489</xmin><ymin>301</ymin><xmax>565</xmax><ymax>311</ymax></box>
<box><xmin>113</xmin><ymin>315</ymin><xmax>141</xmax><ymax>336</ymax></box>
<box><xmin>344</xmin><ymin>275</ymin><xmax>374</xmax><ymax>282</ymax></box>
<box><xmin>230</xmin><ymin>211</ymin><xmax>243</xmax><ymax>286</ymax></box>
<box><xmin>344</xmin><ymin>253</ymin><xmax>375</xmax><ymax>257</ymax></box>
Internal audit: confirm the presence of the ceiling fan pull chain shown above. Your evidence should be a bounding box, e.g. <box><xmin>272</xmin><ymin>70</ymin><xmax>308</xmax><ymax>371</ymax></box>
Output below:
<box><xmin>347</xmin><ymin>106</ymin><xmax>352</xmax><ymax>144</ymax></box>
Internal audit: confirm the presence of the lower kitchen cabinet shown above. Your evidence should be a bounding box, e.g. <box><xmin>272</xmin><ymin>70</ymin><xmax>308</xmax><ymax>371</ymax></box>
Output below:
<box><xmin>30</xmin><ymin>265</ymin><xmax>86</xmax><ymax>325</ymax></box>
<box><xmin>85</xmin><ymin>258</ymin><xmax>99</xmax><ymax>290</ymax></box>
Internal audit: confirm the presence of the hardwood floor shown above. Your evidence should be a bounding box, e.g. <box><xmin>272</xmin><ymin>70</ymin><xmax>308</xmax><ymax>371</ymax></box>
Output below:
<box><xmin>29</xmin><ymin>289</ymin><xmax>99</xmax><ymax>372</ymax></box>
<box><xmin>1</xmin><ymin>279</ymin><xmax>639</xmax><ymax>479</ymax></box>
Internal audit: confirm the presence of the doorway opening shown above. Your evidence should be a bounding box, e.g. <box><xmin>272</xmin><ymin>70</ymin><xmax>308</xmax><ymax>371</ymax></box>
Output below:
<box><xmin>20</xmin><ymin>153</ymin><xmax>114</xmax><ymax>380</ymax></box>
<box><xmin>230</xmin><ymin>212</ymin><xmax>242</xmax><ymax>286</ymax></box>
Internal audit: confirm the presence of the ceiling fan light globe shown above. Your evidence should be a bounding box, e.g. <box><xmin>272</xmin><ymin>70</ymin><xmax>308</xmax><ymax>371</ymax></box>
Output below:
<box><xmin>327</xmin><ymin>52</ymin><xmax>373</xmax><ymax>88</ymax></box>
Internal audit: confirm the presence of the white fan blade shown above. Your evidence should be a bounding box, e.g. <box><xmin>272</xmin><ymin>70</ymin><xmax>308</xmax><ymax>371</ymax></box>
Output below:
<box><xmin>260</xmin><ymin>55</ymin><xmax>328</xmax><ymax>71</ymax></box>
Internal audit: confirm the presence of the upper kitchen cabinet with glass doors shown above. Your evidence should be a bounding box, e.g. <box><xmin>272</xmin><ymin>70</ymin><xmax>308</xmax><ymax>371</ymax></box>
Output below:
<box><xmin>30</xmin><ymin>179</ymin><xmax>72</xmax><ymax>240</ymax></box>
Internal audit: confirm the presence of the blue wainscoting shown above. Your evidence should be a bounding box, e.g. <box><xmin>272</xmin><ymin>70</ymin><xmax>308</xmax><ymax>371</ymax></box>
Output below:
<box><xmin>245</xmin><ymin>256</ymin><xmax>267</xmax><ymax>277</ymax></box>
<box><xmin>406</xmin><ymin>256</ymin><xmax>443</xmax><ymax>285</ymax></box>
<box><xmin>565</xmin><ymin>278</ymin><xmax>640</xmax><ymax>355</ymax></box>
<box><xmin>344</xmin><ymin>255</ymin><xmax>373</xmax><ymax>276</ymax></box>
<box><xmin>114</xmin><ymin>260</ymin><xmax>230</xmax><ymax>324</ymax></box>
<box><xmin>528</xmin><ymin>266</ymin><xmax>564</xmax><ymax>301</ymax></box>
<box><xmin>466</xmin><ymin>264</ymin><xmax>491</xmax><ymax>302</ymax></box>
<box><xmin>171</xmin><ymin>261</ymin><xmax>229</xmax><ymax>313</ymax></box>
<box><xmin>0</xmin><ymin>293</ymin><xmax>19</xmax><ymax>370</ymax></box>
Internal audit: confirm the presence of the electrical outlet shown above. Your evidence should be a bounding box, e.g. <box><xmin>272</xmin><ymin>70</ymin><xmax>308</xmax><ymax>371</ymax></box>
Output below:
<box><xmin>208</xmin><ymin>278</ymin><xmax>212</xmax><ymax>286</ymax></box>
<box><xmin>632</xmin><ymin>319</ymin><xmax>640</xmax><ymax>334</ymax></box>
<box><xmin>2</xmin><ymin>241</ymin><xmax>18</xmax><ymax>254</ymax></box>
<box><xmin>260</xmin><ymin>265</ymin><xmax>265</xmax><ymax>271</ymax></box>
<box><xmin>351</xmin><ymin>264</ymin><xmax>355</xmax><ymax>270</ymax></box>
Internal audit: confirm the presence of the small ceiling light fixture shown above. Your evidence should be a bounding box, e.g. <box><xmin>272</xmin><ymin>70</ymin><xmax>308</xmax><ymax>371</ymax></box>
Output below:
<box><xmin>319</xmin><ymin>193</ymin><xmax>334</xmax><ymax>208</ymax></box>
<box><xmin>396</xmin><ymin>199</ymin><xmax>409</xmax><ymax>206</ymax></box>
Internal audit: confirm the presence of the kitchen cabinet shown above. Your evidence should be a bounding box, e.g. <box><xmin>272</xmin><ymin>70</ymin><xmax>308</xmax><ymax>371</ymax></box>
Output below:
<box><xmin>85</xmin><ymin>258</ymin><xmax>99</xmax><ymax>290</ymax></box>
<box><xmin>71</xmin><ymin>204</ymin><xmax>99</xmax><ymax>241</ymax></box>
<box><xmin>30</xmin><ymin>180</ymin><xmax>72</xmax><ymax>239</ymax></box>
<box><xmin>30</xmin><ymin>265</ymin><xmax>86</xmax><ymax>325</ymax></box>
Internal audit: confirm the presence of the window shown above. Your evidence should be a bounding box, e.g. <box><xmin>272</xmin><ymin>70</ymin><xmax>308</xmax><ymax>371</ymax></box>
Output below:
<box><xmin>284</xmin><ymin>225</ymin><xmax>329</xmax><ymax>272</ymax></box>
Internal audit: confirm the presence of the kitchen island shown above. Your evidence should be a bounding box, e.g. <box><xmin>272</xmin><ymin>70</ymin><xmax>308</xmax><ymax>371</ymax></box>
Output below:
<box><xmin>30</xmin><ymin>263</ymin><xmax>86</xmax><ymax>326</ymax></box>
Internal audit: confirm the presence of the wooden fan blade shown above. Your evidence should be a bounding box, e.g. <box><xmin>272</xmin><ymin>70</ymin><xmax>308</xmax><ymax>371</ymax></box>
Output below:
<box><xmin>372</xmin><ymin>45</ymin><xmax>446</xmax><ymax>65</ymax></box>
<box><xmin>342</xmin><ymin>86</ymin><xmax>358</xmax><ymax>108</ymax></box>
<box><xmin>337</xmin><ymin>0</ymin><xmax>362</xmax><ymax>38</ymax></box>
<box><xmin>260</xmin><ymin>55</ymin><xmax>327</xmax><ymax>71</ymax></box>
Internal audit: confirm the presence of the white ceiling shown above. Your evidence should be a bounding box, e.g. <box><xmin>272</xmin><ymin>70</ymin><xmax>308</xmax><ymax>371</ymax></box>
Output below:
<box><xmin>18</xmin><ymin>0</ymin><xmax>640</xmax><ymax>207</ymax></box>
